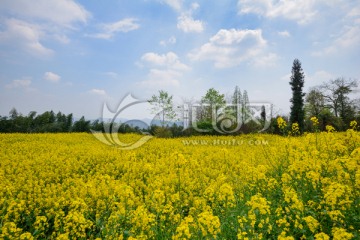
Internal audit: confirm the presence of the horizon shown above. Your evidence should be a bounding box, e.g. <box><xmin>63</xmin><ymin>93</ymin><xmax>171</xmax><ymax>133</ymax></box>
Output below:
<box><xmin>1</xmin><ymin>0</ymin><xmax>359</xmax><ymax>119</ymax></box>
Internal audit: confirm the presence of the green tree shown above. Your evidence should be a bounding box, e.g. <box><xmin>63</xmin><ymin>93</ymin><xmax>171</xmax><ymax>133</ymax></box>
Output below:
<box><xmin>261</xmin><ymin>105</ymin><xmax>266</xmax><ymax>123</ymax></box>
<box><xmin>49</xmin><ymin>110</ymin><xmax>56</xmax><ymax>124</ymax></box>
<box><xmin>242</xmin><ymin>90</ymin><xmax>250</xmax><ymax>124</ymax></box>
<box><xmin>230</xmin><ymin>87</ymin><xmax>253</xmax><ymax>127</ymax></box>
<box><xmin>72</xmin><ymin>116</ymin><xmax>90</xmax><ymax>132</ymax></box>
<box><xmin>305</xmin><ymin>88</ymin><xmax>324</xmax><ymax>118</ymax></box>
<box><xmin>9</xmin><ymin>108</ymin><xmax>27</xmax><ymax>132</ymax></box>
<box><xmin>66</xmin><ymin>113</ymin><xmax>73</xmax><ymax>132</ymax></box>
<box><xmin>229</xmin><ymin>86</ymin><xmax>242</xmax><ymax>126</ymax></box>
<box><xmin>9</xmin><ymin>108</ymin><xmax>19</xmax><ymax>120</ymax></box>
<box><xmin>0</xmin><ymin>116</ymin><xmax>11</xmax><ymax>132</ymax></box>
<box><xmin>289</xmin><ymin>59</ymin><xmax>306</xmax><ymax>133</ymax></box>
<box><xmin>232</xmin><ymin>86</ymin><xmax>242</xmax><ymax>105</ymax></box>
<box><xmin>318</xmin><ymin>108</ymin><xmax>337</xmax><ymax>131</ymax></box>
<box><xmin>149</xmin><ymin>90</ymin><xmax>177</xmax><ymax>127</ymax></box>
<box><xmin>26</xmin><ymin>111</ymin><xmax>37</xmax><ymax>132</ymax></box>
<box><xmin>201</xmin><ymin>88</ymin><xmax>226</xmax><ymax>121</ymax></box>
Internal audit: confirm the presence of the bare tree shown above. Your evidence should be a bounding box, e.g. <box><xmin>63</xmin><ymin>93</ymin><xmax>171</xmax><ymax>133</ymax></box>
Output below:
<box><xmin>320</xmin><ymin>78</ymin><xmax>358</xmax><ymax>121</ymax></box>
<box><xmin>180</xmin><ymin>97</ymin><xmax>196</xmax><ymax>129</ymax></box>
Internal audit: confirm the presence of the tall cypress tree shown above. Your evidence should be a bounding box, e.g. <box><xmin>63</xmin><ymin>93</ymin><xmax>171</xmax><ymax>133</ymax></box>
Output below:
<box><xmin>242</xmin><ymin>90</ymin><xmax>250</xmax><ymax>123</ymax></box>
<box><xmin>289</xmin><ymin>59</ymin><xmax>305</xmax><ymax>133</ymax></box>
<box><xmin>232</xmin><ymin>86</ymin><xmax>242</xmax><ymax>105</ymax></box>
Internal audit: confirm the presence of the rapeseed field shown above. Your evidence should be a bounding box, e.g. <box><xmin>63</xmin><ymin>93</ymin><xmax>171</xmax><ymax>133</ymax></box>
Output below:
<box><xmin>0</xmin><ymin>129</ymin><xmax>359</xmax><ymax>239</ymax></box>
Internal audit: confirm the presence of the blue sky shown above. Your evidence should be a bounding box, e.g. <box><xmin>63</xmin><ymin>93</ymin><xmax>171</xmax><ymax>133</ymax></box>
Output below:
<box><xmin>1</xmin><ymin>0</ymin><xmax>359</xmax><ymax>119</ymax></box>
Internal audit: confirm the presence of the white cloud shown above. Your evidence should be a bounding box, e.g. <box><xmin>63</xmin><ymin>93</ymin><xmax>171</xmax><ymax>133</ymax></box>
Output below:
<box><xmin>0</xmin><ymin>19</ymin><xmax>53</xmax><ymax>57</ymax></box>
<box><xmin>347</xmin><ymin>5</ymin><xmax>360</xmax><ymax>18</ymax></box>
<box><xmin>313</xmin><ymin>24</ymin><xmax>360</xmax><ymax>56</ymax></box>
<box><xmin>89</xmin><ymin>89</ymin><xmax>107</xmax><ymax>97</ymax></box>
<box><xmin>191</xmin><ymin>2</ymin><xmax>200</xmax><ymax>11</ymax></box>
<box><xmin>44</xmin><ymin>72</ymin><xmax>61</xmax><ymax>83</ymax></box>
<box><xmin>90</xmin><ymin>18</ymin><xmax>140</xmax><ymax>39</ymax></box>
<box><xmin>141</xmin><ymin>52</ymin><xmax>190</xmax><ymax>71</ymax></box>
<box><xmin>252</xmin><ymin>53</ymin><xmax>278</xmax><ymax>67</ymax></box>
<box><xmin>237</xmin><ymin>0</ymin><xmax>360</xmax><ymax>56</ymax></box>
<box><xmin>104</xmin><ymin>72</ymin><xmax>119</xmax><ymax>79</ymax></box>
<box><xmin>306</xmin><ymin>70</ymin><xmax>334</xmax><ymax>87</ymax></box>
<box><xmin>138</xmin><ymin>69</ymin><xmax>180</xmax><ymax>88</ymax></box>
<box><xmin>0</xmin><ymin>0</ymin><xmax>90</xmax><ymax>28</ymax></box>
<box><xmin>157</xmin><ymin>1</ymin><xmax>204</xmax><ymax>34</ymax></box>
<box><xmin>188</xmin><ymin>28</ymin><xmax>275</xmax><ymax>68</ymax></box>
<box><xmin>6</xmin><ymin>78</ymin><xmax>32</xmax><ymax>89</ymax></box>
<box><xmin>177</xmin><ymin>15</ymin><xmax>204</xmax><ymax>33</ymax></box>
<box><xmin>278</xmin><ymin>31</ymin><xmax>290</xmax><ymax>37</ymax></box>
<box><xmin>160</xmin><ymin>36</ymin><xmax>176</xmax><ymax>46</ymax></box>
<box><xmin>138</xmin><ymin>51</ymin><xmax>189</xmax><ymax>88</ymax></box>
<box><xmin>337</xmin><ymin>25</ymin><xmax>360</xmax><ymax>49</ymax></box>
<box><xmin>158</xmin><ymin>0</ymin><xmax>183</xmax><ymax>11</ymax></box>
<box><xmin>0</xmin><ymin>0</ymin><xmax>90</xmax><ymax>56</ymax></box>
<box><xmin>53</xmin><ymin>34</ymin><xmax>70</xmax><ymax>44</ymax></box>
<box><xmin>311</xmin><ymin>2</ymin><xmax>360</xmax><ymax>56</ymax></box>
<box><xmin>238</xmin><ymin>0</ymin><xmax>318</xmax><ymax>24</ymax></box>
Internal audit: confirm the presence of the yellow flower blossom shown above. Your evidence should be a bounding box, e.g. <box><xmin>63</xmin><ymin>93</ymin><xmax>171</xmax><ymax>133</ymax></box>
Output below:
<box><xmin>314</xmin><ymin>232</ymin><xmax>330</xmax><ymax>240</ymax></box>
<box><xmin>0</xmin><ymin>132</ymin><xmax>359</xmax><ymax>238</ymax></box>
<box><xmin>277</xmin><ymin>117</ymin><xmax>287</xmax><ymax>130</ymax></box>
<box><xmin>325</xmin><ymin>125</ymin><xmax>335</xmax><ymax>132</ymax></box>
<box><xmin>246</xmin><ymin>194</ymin><xmax>271</xmax><ymax>215</ymax></box>
<box><xmin>218</xmin><ymin>183</ymin><xmax>236</xmax><ymax>207</ymax></box>
<box><xmin>332</xmin><ymin>227</ymin><xmax>353</xmax><ymax>240</ymax></box>
<box><xmin>291</xmin><ymin>123</ymin><xmax>300</xmax><ymax>135</ymax></box>
<box><xmin>197</xmin><ymin>210</ymin><xmax>221</xmax><ymax>238</ymax></box>
<box><xmin>310</xmin><ymin>116</ymin><xmax>319</xmax><ymax>126</ymax></box>
<box><xmin>20</xmin><ymin>232</ymin><xmax>34</xmax><ymax>240</ymax></box>
<box><xmin>278</xmin><ymin>231</ymin><xmax>294</xmax><ymax>240</ymax></box>
<box><xmin>303</xmin><ymin>216</ymin><xmax>319</xmax><ymax>233</ymax></box>
<box><xmin>172</xmin><ymin>216</ymin><xmax>194</xmax><ymax>240</ymax></box>
<box><xmin>350</xmin><ymin>120</ymin><xmax>357</xmax><ymax>130</ymax></box>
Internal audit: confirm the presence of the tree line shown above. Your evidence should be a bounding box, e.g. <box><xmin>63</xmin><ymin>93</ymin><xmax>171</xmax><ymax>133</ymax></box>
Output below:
<box><xmin>1</xmin><ymin>59</ymin><xmax>359</xmax><ymax>135</ymax></box>
<box><xmin>0</xmin><ymin>109</ymin><xmax>145</xmax><ymax>134</ymax></box>
<box><xmin>148</xmin><ymin>86</ymin><xmax>268</xmax><ymax>137</ymax></box>
<box><xmin>148</xmin><ymin>59</ymin><xmax>359</xmax><ymax>136</ymax></box>
<box><xmin>288</xmin><ymin>59</ymin><xmax>359</xmax><ymax>133</ymax></box>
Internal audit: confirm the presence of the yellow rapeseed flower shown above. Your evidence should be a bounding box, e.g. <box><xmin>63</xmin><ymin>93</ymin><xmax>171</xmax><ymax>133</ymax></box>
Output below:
<box><xmin>0</xmin><ymin>132</ymin><xmax>359</xmax><ymax>238</ymax></box>
<box><xmin>332</xmin><ymin>227</ymin><xmax>353</xmax><ymax>240</ymax></box>
<box><xmin>325</xmin><ymin>125</ymin><xmax>335</xmax><ymax>132</ymax></box>
<box><xmin>350</xmin><ymin>120</ymin><xmax>357</xmax><ymax>130</ymax></box>
<box><xmin>310</xmin><ymin>116</ymin><xmax>319</xmax><ymax>126</ymax></box>
<box><xmin>314</xmin><ymin>232</ymin><xmax>330</xmax><ymax>240</ymax></box>
<box><xmin>277</xmin><ymin>117</ymin><xmax>287</xmax><ymax>130</ymax></box>
<box><xmin>303</xmin><ymin>216</ymin><xmax>319</xmax><ymax>233</ymax></box>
